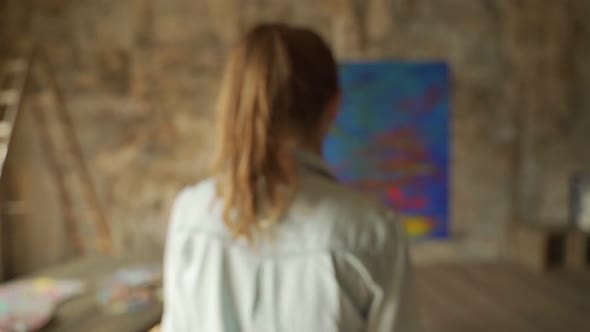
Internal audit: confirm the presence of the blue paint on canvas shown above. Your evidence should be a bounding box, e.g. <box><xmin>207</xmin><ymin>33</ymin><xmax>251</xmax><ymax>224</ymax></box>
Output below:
<box><xmin>323</xmin><ymin>62</ymin><xmax>450</xmax><ymax>239</ymax></box>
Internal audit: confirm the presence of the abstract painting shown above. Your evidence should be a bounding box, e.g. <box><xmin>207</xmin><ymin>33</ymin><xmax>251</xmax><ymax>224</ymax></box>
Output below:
<box><xmin>323</xmin><ymin>62</ymin><xmax>450</xmax><ymax>239</ymax></box>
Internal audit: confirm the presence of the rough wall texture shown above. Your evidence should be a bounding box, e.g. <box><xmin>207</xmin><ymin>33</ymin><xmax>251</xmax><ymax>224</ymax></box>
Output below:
<box><xmin>1</xmin><ymin>0</ymin><xmax>589</xmax><ymax>259</ymax></box>
<box><xmin>505</xmin><ymin>1</ymin><xmax>590</xmax><ymax>232</ymax></box>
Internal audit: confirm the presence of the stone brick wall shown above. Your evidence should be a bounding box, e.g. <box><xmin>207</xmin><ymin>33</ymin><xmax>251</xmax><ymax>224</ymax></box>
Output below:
<box><xmin>1</xmin><ymin>0</ymin><xmax>589</xmax><ymax>259</ymax></box>
<box><xmin>508</xmin><ymin>1</ymin><xmax>590</xmax><ymax>227</ymax></box>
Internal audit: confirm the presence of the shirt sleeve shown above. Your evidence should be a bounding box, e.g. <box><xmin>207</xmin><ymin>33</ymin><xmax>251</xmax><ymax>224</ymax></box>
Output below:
<box><xmin>161</xmin><ymin>189</ymin><xmax>191</xmax><ymax>332</ymax></box>
<box><xmin>366</xmin><ymin>212</ymin><xmax>423</xmax><ymax>332</ymax></box>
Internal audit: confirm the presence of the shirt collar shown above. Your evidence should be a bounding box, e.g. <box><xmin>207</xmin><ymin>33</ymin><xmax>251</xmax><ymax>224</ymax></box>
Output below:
<box><xmin>295</xmin><ymin>148</ymin><xmax>337</xmax><ymax>181</ymax></box>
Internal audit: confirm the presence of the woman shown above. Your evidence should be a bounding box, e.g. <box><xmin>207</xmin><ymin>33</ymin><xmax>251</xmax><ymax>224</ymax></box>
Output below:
<box><xmin>162</xmin><ymin>23</ymin><xmax>420</xmax><ymax>332</ymax></box>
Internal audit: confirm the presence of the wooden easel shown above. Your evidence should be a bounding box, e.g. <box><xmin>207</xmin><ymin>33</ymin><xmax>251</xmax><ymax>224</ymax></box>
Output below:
<box><xmin>0</xmin><ymin>49</ymin><xmax>112</xmax><ymax>276</ymax></box>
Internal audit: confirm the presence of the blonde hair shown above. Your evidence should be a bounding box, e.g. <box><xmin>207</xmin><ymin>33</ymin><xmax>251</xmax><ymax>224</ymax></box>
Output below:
<box><xmin>211</xmin><ymin>23</ymin><xmax>339</xmax><ymax>241</ymax></box>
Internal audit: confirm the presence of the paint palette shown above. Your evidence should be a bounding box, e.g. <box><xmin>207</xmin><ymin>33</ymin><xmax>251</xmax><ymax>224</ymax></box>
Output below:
<box><xmin>0</xmin><ymin>298</ymin><xmax>53</xmax><ymax>332</ymax></box>
<box><xmin>0</xmin><ymin>278</ymin><xmax>85</xmax><ymax>331</ymax></box>
<box><xmin>96</xmin><ymin>264</ymin><xmax>162</xmax><ymax>315</ymax></box>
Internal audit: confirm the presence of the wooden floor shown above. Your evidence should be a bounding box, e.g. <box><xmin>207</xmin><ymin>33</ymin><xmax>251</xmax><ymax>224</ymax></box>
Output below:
<box><xmin>416</xmin><ymin>263</ymin><xmax>590</xmax><ymax>332</ymax></box>
<box><xmin>28</xmin><ymin>257</ymin><xmax>590</xmax><ymax>331</ymax></box>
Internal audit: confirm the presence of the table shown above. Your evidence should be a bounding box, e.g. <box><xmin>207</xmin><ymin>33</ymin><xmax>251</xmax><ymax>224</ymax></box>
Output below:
<box><xmin>30</xmin><ymin>255</ymin><xmax>163</xmax><ymax>332</ymax></box>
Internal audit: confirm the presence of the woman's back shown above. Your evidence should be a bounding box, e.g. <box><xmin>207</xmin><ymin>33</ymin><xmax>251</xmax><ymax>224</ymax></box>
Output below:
<box><xmin>161</xmin><ymin>23</ymin><xmax>420</xmax><ymax>331</ymax></box>
<box><xmin>162</xmin><ymin>151</ymin><xmax>420</xmax><ymax>331</ymax></box>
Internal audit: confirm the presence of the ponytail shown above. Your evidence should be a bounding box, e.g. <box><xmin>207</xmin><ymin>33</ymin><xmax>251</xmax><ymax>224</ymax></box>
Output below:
<box><xmin>211</xmin><ymin>24</ymin><xmax>338</xmax><ymax>241</ymax></box>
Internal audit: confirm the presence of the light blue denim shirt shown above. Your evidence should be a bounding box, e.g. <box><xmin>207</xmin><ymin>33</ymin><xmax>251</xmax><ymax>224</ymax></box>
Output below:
<box><xmin>162</xmin><ymin>150</ymin><xmax>421</xmax><ymax>332</ymax></box>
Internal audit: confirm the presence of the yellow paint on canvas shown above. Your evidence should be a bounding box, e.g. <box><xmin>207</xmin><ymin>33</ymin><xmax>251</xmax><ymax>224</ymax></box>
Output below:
<box><xmin>402</xmin><ymin>216</ymin><xmax>434</xmax><ymax>237</ymax></box>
